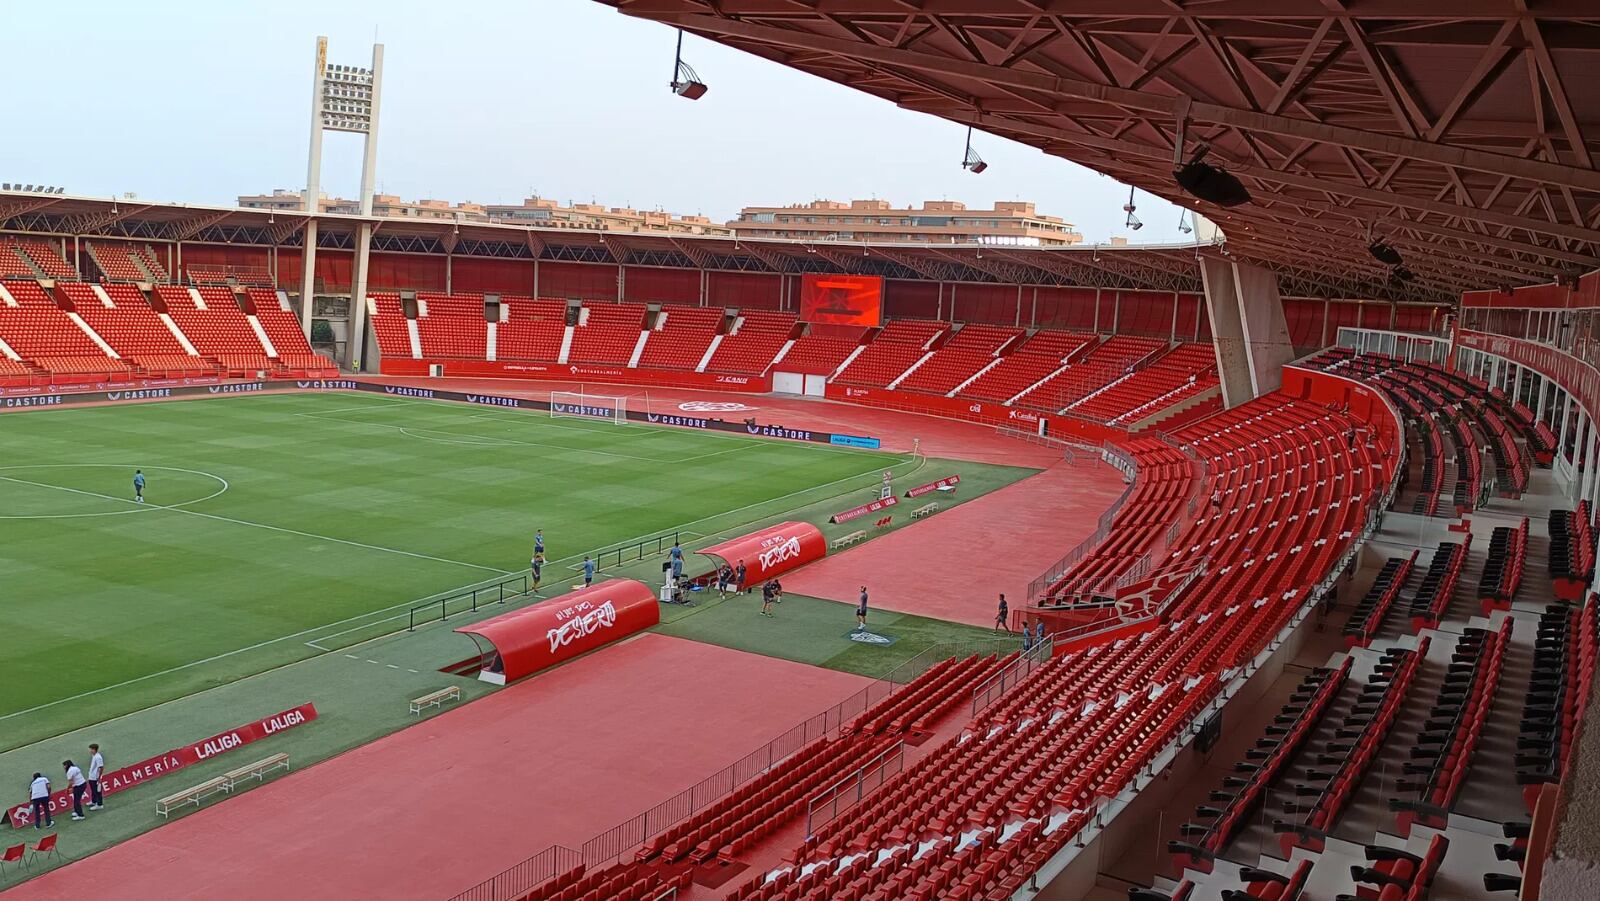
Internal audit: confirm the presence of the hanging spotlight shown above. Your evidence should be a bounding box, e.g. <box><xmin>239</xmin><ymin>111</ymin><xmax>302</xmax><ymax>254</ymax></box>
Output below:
<box><xmin>961</xmin><ymin>126</ymin><xmax>987</xmax><ymax>174</ymax></box>
<box><xmin>1367</xmin><ymin>240</ymin><xmax>1403</xmax><ymax>266</ymax></box>
<box><xmin>669</xmin><ymin>29</ymin><xmax>708</xmax><ymax>100</ymax></box>
<box><xmin>1123</xmin><ymin>186</ymin><xmax>1143</xmax><ymax>231</ymax></box>
<box><xmin>1174</xmin><ymin>144</ymin><xmax>1251</xmax><ymax>207</ymax></box>
<box><xmin>1392</xmin><ymin>266</ymin><xmax>1416</xmax><ymax>282</ymax></box>
<box><xmin>1177</xmin><ymin>210</ymin><xmax>1193</xmax><ymax>235</ymax></box>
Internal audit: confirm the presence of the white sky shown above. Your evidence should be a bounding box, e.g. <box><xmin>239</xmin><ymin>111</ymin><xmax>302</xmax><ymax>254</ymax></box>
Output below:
<box><xmin>2</xmin><ymin>0</ymin><xmax>1191</xmax><ymax>244</ymax></box>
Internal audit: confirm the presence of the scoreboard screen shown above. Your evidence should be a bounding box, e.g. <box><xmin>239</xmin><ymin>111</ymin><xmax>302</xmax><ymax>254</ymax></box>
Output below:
<box><xmin>799</xmin><ymin>273</ymin><xmax>883</xmax><ymax>327</ymax></box>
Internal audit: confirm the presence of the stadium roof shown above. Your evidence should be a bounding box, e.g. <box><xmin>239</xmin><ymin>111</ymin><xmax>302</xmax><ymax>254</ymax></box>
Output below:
<box><xmin>604</xmin><ymin>1</ymin><xmax>1600</xmax><ymax>302</ymax></box>
<box><xmin>0</xmin><ymin>190</ymin><xmax>1446</xmax><ymax>302</ymax></box>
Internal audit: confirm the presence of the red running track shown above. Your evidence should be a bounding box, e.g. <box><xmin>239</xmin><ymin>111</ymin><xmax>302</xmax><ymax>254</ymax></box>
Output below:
<box><xmin>8</xmin><ymin>634</ymin><xmax>871</xmax><ymax>901</ymax></box>
<box><xmin>364</xmin><ymin>375</ymin><xmax>1064</xmax><ymax>468</ymax></box>
<box><xmin>782</xmin><ymin>461</ymin><xmax>1125</xmax><ymax>627</ymax></box>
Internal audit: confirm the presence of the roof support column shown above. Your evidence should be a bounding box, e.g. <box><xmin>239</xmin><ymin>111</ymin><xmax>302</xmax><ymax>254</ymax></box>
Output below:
<box><xmin>347</xmin><ymin>222</ymin><xmax>372</xmax><ymax>371</ymax></box>
<box><xmin>1200</xmin><ymin>257</ymin><xmax>1291</xmax><ymax>406</ymax></box>
<box><xmin>298</xmin><ymin>220</ymin><xmax>318</xmax><ymax>337</ymax></box>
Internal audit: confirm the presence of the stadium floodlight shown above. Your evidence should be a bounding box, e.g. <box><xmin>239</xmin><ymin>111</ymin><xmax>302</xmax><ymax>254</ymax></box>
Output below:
<box><xmin>670</xmin><ymin>29</ymin><xmax>708</xmax><ymax>100</ymax></box>
<box><xmin>1178</xmin><ymin>211</ymin><xmax>1193</xmax><ymax>234</ymax></box>
<box><xmin>1174</xmin><ymin>144</ymin><xmax>1252</xmax><ymax>207</ymax></box>
<box><xmin>961</xmin><ymin>126</ymin><xmax>987</xmax><ymax>174</ymax></box>
<box><xmin>1123</xmin><ymin>186</ymin><xmax>1142</xmax><ymax>231</ymax></box>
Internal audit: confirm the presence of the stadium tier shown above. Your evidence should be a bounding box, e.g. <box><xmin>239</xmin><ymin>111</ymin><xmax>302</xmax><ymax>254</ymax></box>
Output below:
<box><xmin>832</xmin><ymin>318</ymin><xmax>949</xmax><ymax>387</ymax></box>
<box><xmin>496</xmin><ymin>297</ymin><xmax>570</xmax><ymax>362</ymax></box>
<box><xmin>705</xmin><ymin>309</ymin><xmax>796</xmax><ymax>374</ymax></box>
<box><xmin>416</xmin><ymin>292</ymin><xmax>488</xmax><ymax>359</ymax></box>
<box><xmin>773</xmin><ymin>330</ymin><xmax>860</xmax><ymax>376</ymax></box>
<box><xmin>893</xmin><ymin>322</ymin><xmax>1022</xmax><ymax>396</ymax></box>
<box><xmin>86</xmin><ymin>241</ymin><xmax>157</xmax><ymax>283</ymax></box>
<box><xmin>636</xmin><ymin>304</ymin><xmax>724</xmax><ymax>370</ymax></box>
<box><xmin>568</xmin><ymin>301</ymin><xmax>647</xmax><ymax>365</ymax></box>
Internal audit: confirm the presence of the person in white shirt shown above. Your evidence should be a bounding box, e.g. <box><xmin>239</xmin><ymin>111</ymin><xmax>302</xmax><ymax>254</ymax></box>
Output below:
<box><xmin>87</xmin><ymin>743</ymin><xmax>105</xmax><ymax>810</ymax></box>
<box><xmin>28</xmin><ymin>773</ymin><xmax>52</xmax><ymax>829</ymax></box>
<box><xmin>63</xmin><ymin>760</ymin><xmax>87</xmax><ymax>820</ymax></box>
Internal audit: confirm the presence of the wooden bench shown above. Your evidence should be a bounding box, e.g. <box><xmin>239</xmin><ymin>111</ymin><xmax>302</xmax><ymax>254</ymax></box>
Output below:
<box><xmin>911</xmin><ymin>503</ymin><xmax>940</xmax><ymax>519</ymax></box>
<box><xmin>410</xmin><ymin>686</ymin><xmax>461</xmax><ymax>715</ymax></box>
<box><xmin>156</xmin><ymin>777</ymin><xmax>230</xmax><ymax>818</ymax></box>
<box><xmin>831</xmin><ymin>530</ymin><xmax>868</xmax><ymax>549</ymax></box>
<box><xmin>223</xmin><ymin>753</ymin><xmax>290</xmax><ymax>791</ymax></box>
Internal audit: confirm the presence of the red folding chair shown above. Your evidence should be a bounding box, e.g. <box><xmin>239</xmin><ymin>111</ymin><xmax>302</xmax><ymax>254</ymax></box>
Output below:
<box><xmin>26</xmin><ymin>833</ymin><xmax>60</xmax><ymax>867</ymax></box>
<box><xmin>0</xmin><ymin>843</ymin><xmax>24</xmax><ymax>874</ymax></box>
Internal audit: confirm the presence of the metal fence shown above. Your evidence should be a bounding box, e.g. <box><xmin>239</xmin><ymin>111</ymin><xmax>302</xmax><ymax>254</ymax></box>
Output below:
<box><xmin>584</xmin><ymin>530</ymin><xmax>683</xmax><ymax>572</ymax></box>
<box><xmin>449</xmin><ymin>844</ymin><xmax>581</xmax><ymax>901</ymax></box>
<box><xmin>407</xmin><ymin>571</ymin><xmax>532</xmax><ymax>631</ymax></box>
<box><xmin>969</xmin><ymin>638</ymin><xmax>1054</xmax><ymax>716</ymax></box>
<box><xmin>803</xmin><ymin>741</ymin><xmax>906</xmax><ymax>838</ymax></box>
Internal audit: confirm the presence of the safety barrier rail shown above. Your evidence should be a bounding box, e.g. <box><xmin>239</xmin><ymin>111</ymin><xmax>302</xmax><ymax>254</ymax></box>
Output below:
<box><xmin>450</xmin><ymin>844</ymin><xmax>582</xmax><ymax>901</ymax></box>
<box><xmin>804</xmin><ymin>741</ymin><xmax>906</xmax><ymax>838</ymax></box>
<box><xmin>406</xmin><ymin>571</ymin><xmax>532</xmax><ymax>631</ymax></box>
<box><xmin>970</xmin><ymin>638</ymin><xmax>1055</xmax><ymax>716</ymax></box>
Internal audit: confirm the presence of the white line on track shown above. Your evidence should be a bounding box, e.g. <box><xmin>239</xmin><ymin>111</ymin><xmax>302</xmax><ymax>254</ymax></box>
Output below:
<box><xmin>0</xmin><ymin>474</ymin><xmax>509</xmax><ymax>576</ymax></box>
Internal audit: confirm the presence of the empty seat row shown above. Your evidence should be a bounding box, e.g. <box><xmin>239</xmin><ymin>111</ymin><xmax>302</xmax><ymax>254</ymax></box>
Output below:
<box><xmin>1546</xmin><ymin>504</ymin><xmax>1594</xmax><ymax>601</ymax></box>
<box><xmin>1477</xmin><ymin>518</ymin><xmax>1528</xmax><ymax>614</ymax></box>
<box><xmin>1343</xmin><ymin>552</ymin><xmax>1417</xmax><ymax>648</ymax></box>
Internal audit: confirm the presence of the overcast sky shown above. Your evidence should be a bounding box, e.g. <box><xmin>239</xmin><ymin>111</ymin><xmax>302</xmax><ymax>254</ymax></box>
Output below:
<box><xmin>4</xmin><ymin>0</ymin><xmax>1191</xmax><ymax>244</ymax></box>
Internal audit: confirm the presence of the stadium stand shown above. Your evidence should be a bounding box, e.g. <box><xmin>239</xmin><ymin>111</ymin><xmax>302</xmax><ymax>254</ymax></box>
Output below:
<box><xmin>0</xmin><ymin>279</ymin><xmax>129</xmax><ymax>379</ymax></box>
<box><xmin>1338</xmin><ymin>833</ymin><xmax>1449</xmax><ymax>901</ymax></box>
<box><xmin>6</xmin><ymin>237</ymin><xmax>77</xmax><ymax>279</ymax></box>
<box><xmin>1069</xmin><ymin>342</ymin><xmax>1219</xmax><ymax>424</ymax></box>
<box><xmin>832</xmin><ymin>319</ymin><xmax>948</xmax><ymax>387</ymax></box>
<box><xmin>1515</xmin><ymin>597</ymin><xmax>1598</xmax><ymax>812</ymax></box>
<box><xmin>416</xmin><ymin>293</ymin><xmax>487</xmax><ymax>359</ymax></box>
<box><xmin>157</xmin><ymin>285</ymin><xmax>273</xmax><ymax>373</ymax></box>
<box><xmin>496</xmin><ymin>297</ymin><xmax>570</xmax><ymax>362</ymax></box>
<box><xmin>86</xmin><ymin>241</ymin><xmax>155</xmax><ymax>283</ymax></box>
<box><xmin>893</xmin><ymin>322</ymin><xmax>1022</xmax><ymax>396</ymax></box>
<box><xmin>637</xmin><ymin>304</ymin><xmax>723</xmax><ymax>370</ymax></box>
<box><xmin>772</xmin><ymin>328</ymin><xmax>860</xmax><ymax>376</ymax></box>
<box><xmin>1017</xmin><ymin>334</ymin><xmax>1165</xmax><ymax>410</ymax></box>
<box><xmin>0</xmin><ymin>245</ymin><xmax>43</xmax><ymax>278</ymax></box>
<box><xmin>244</xmin><ymin>287</ymin><xmax>336</xmax><ymax>374</ymax></box>
<box><xmin>705</xmin><ymin>309</ymin><xmax>796</xmax><ymax>375</ymax></box>
<box><xmin>958</xmin><ymin>329</ymin><xmax>1094</xmax><ymax>403</ymax></box>
<box><xmin>1547</xmin><ymin>505</ymin><xmax>1594</xmax><ymax>601</ymax></box>
<box><xmin>568</xmin><ymin>301</ymin><xmax>647</xmax><ymax>365</ymax></box>
<box><xmin>367</xmin><ymin>291</ymin><xmax>418</xmax><ymax>359</ymax></box>
<box><xmin>59</xmin><ymin>282</ymin><xmax>217</xmax><ymax>376</ymax></box>
<box><xmin>133</xmin><ymin>244</ymin><xmax>169</xmax><ymax>283</ymax></box>
<box><xmin>1341</xmin><ymin>551</ymin><xmax>1418</xmax><ymax>648</ymax></box>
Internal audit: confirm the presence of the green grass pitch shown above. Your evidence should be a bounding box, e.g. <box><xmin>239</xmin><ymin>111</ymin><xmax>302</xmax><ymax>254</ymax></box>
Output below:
<box><xmin>0</xmin><ymin>392</ymin><xmax>911</xmax><ymax>748</ymax></box>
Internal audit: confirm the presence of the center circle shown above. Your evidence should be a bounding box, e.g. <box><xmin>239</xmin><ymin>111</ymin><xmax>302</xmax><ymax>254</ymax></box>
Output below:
<box><xmin>0</xmin><ymin>464</ymin><xmax>230</xmax><ymax>520</ymax></box>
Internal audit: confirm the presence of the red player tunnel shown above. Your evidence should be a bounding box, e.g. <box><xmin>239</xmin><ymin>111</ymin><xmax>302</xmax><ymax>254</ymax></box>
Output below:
<box><xmin>696</xmin><ymin>521</ymin><xmax>827</xmax><ymax>588</ymax></box>
<box><xmin>455</xmin><ymin>578</ymin><xmax>659</xmax><ymax>684</ymax></box>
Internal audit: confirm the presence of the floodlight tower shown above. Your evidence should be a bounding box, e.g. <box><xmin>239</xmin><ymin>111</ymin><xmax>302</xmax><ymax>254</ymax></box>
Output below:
<box><xmin>298</xmin><ymin>36</ymin><xmax>384</xmax><ymax>369</ymax></box>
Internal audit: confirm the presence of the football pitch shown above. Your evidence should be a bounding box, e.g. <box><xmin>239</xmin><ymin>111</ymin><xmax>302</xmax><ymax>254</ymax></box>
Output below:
<box><xmin>0</xmin><ymin>391</ymin><xmax>911</xmax><ymax>748</ymax></box>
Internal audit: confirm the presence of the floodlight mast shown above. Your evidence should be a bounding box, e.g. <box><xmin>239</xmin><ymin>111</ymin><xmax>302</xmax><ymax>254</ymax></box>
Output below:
<box><xmin>299</xmin><ymin>36</ymin><xmax>384</xmax><ymax>369</ymax></box>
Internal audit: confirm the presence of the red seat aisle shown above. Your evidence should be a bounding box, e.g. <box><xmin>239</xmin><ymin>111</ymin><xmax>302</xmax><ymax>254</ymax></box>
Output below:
<box><xmin>568</xmin><ymin>302</ymin><xmax>646</xmax><ymax>365</ymax></box>
<box><xmin>86</xmin><ymin>241</ymin><xmax>152</xmax><ymax>283</ymax></box>
<box><xmin>416</xmin><ymin>293</ymin><xmax>487</xmax><ymax>359</ymax></box>
<box><xmin>0</xmin><ymin>279</ymin><xmax>127</xmax><ymax>378</ymax></box>
<box><xmin>637</xmin><ymin>305</ymin><xmax>723</xmax><ymax>370</ymax></box>
<box><xmin>707</xmin><ymin>310</ymin><xmax>796</xmax><ymax>374</ymax></box>
<box><xmin>896</xmin><ymin>323</ymin><xmax>1022</xmax><ymax>396</ymax></box>
<box><xmin>157</xmin><ymin>285</ymin><xmax>272</xmax><ymax>373</ymax></box>
<box><xmin>497</xmin><ymin>297</ymin><xmax>569</xmax><ymax>362</ymax></box>
<box><xmin>60</xmin><ymin>282</ymin><xmax>216</xmax><ymax>375</ymax></box>
<box><xmin>367</xmin><ymin>292</ymin><xmax>416</xmax><ymax>358</ymax></box>
<box><xmin>960</xmin><ymin>329</ymin><xmax>1094</xmax><ymax>403</ymax></box>
<box><xmin>245</xmin><ymin>288</ymin><xmax>336</xmax><ymax>373</ymax></box>
<box><xmin>833</xmin><ymin>319</ymin><xmax>947</xmax><ymax>387</ymax></box>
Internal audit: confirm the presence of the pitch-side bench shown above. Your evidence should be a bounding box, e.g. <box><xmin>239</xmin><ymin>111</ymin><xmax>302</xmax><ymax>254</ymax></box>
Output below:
<box><xmin>155</xmin><ymin>753</ymin><xmax>292</xmax><ymax>818</ymax></box>
<box><xmin>831</xmin><ymin>530</ymin><xmax>868</xmax><ymax>550</ymax></box>
<box><xmin>410</xmin><ymin>686</ymin><xmax>461</xmax><ymax>715</ymax></box>
<box><xmin>911</xmin><ymin>502</ymin><xmax>940</xmax><ymax>520</ymax></box>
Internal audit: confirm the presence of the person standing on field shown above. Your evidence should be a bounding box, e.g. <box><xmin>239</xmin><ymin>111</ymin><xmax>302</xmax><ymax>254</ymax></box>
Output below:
<box><xmin>669</xmin><ymin>543</ymin><xmax>684</xmax><ymax>580</ymax></box>
<box><xmin>995</xmin><ymin>594</ymin><xmax>1010</xmax><ymax>632</ymax></box>
<box><xmin>760</xmin><ymin>579</ymin><xmax>777</xmax><ymax>617</ymax></box>
<box><xmin>583</xmin><ymin>555</ymin><xmax>597</xmax><ymax>587</ymax></box>
<box><xmin>530</xmin><ymin>551</ymin><xmax>544</xmax><ymax>593</ymax></box>
<box><xmin>133</xmin><ymin>469</ymin><xmax>146</xmax><ymax>503</ymax></box>
<box><xmin>87</xmin><ymin>744</ymin><xmax>105</xmax><ymax>810</ymax></box>
<box><xmin>62</xmin><ymin>761</ymin><xmax>87</xmax><ymax>820</ymax></box>
<box><xmin>28</xmin><ymin>772</ymin><xmax>52</xmax><ymax>829</ymax></box>
<box><xmin>736</xmin><ymin>560</ymin><xmax>748</xmax><ymax>595</ymax></box>
<box><xmin>856</xmin><ymin>586</ymin><xmax>869</xmax><ymax>632</ymax></box>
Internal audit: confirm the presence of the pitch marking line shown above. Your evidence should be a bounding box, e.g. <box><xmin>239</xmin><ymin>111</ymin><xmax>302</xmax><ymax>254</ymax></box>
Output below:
<box><xmin>1</xmin><ymin>451</ymin><xmax>922</xmax><ymax>726</ymax></box>
<box><xmin>0</xmin><ymin>473</ymin><xmax>509</xmax><ymax>576</ymax></box>
<box><xmin>0</xmin><ymin>464</ymin><xmax>231</xmax><ymax>520</ymax></box>
<box><xmin>302</xmin><ymin>411</ymin><xmax>693</xmax><ymax>463</ymax></box>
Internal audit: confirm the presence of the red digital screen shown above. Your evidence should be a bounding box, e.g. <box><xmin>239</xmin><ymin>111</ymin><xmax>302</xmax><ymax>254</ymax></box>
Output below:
<box><xmin>800</xmin><ymin>273</ymin><xmax>883</xmax><ymax>326</ymax></box>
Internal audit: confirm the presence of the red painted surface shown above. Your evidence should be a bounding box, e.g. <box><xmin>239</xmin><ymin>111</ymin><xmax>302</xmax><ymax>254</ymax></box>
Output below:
<box><xmin>361</xmin><ymin>375</ymin><xmax>1067</xmax><ymax>467</ymax></box>
<box><xmin>782</xmin><ymin>461</ymin><xmax>1125</xmax><ymax>627</ymax></box>
<box><xmin>7</xmin><ymin>635</ymin><xmax>871</xmax><ymax>901</ymax></box>
<box><xmin>822</xmin><ymin>382</ymin><xmax>1126</xmax><ymax>445</ymax></box>
<box><xmin>457</xmin><ymin>579</ymin><xmax>659</xmax><ymax>682</ymax></box>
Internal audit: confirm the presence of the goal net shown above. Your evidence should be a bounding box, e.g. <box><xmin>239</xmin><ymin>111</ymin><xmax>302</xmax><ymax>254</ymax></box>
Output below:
<box><xmin>550</xmin><ymin>391</ymin><xmax>627</xmax><ymax>424</ymax></box>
